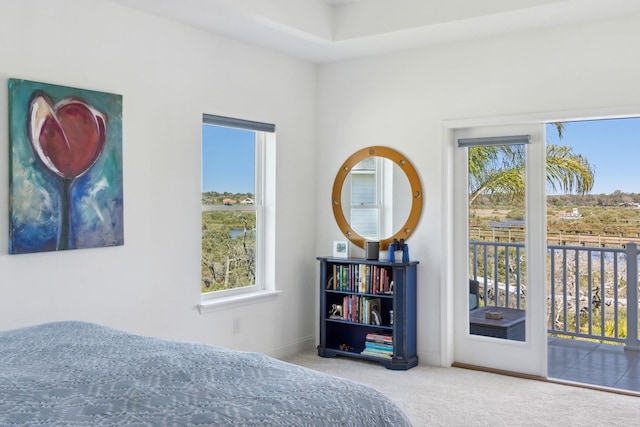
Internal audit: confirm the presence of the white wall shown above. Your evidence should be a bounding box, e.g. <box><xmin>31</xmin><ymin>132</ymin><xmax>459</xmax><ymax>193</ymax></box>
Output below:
<box><xmin>0</xmin><ymin>0</ymin><xmax>318</xmax><ymax>357</ymax></box>
<box><xmin>317</xmin><ymin>13</ymin><xmax>640</xmax><ymax>365</ymax></box>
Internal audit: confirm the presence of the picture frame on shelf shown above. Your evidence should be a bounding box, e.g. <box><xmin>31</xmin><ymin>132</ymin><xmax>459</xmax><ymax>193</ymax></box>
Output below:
<box><xmin>333</xmin><ymin>240</ymin><xmax>348</xmax><ymax>258</ymax></box>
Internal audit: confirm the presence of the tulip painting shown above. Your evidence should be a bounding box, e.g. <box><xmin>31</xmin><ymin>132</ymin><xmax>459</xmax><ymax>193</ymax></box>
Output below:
<box><xmin>8</xmin><ymin>79</ymin><xmax>123</xmax><ymax>254</ymax></box>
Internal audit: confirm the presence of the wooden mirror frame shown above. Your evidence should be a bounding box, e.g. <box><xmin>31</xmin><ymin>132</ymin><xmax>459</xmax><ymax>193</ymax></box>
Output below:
<box><xmin>332</xmin><ymin>146</ymin><xmax>423</xmax><ymax>251</ymax></box>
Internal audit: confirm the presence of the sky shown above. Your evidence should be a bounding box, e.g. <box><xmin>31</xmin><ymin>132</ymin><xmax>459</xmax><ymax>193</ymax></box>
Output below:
<box><xmin>202</xmin><ymin>125</ymin><xmax>255</xmax><ymax>194</ymax></box>
<box><xmin>546</xmin><ymin>117</ymin><xmax>640</xmax><ymax>195</ymax></box>
<box><xmin>201</xmin><ymin>117</ymin><xmax>640</xmax><ymax>196</ymax></box>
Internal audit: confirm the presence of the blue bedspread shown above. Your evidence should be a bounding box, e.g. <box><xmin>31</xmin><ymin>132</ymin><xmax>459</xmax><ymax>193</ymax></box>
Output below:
<box><xmin>0</xmin><ymin>321</ymin><xmax>411</xmax><ymax>426</ymax></box>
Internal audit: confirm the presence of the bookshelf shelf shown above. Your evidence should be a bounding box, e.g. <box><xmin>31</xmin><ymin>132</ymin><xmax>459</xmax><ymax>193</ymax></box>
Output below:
<box><xmin>316</xmin><ymin>257</ymin><xmax>418</xmax><ymax>370</ymax></box>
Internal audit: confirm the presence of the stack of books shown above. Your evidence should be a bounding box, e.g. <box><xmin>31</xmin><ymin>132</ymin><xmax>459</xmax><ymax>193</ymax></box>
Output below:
<box><xmin>360</xmin><ymin>332</ymin><xmax>393</xmax><ymax>359</ymax></box>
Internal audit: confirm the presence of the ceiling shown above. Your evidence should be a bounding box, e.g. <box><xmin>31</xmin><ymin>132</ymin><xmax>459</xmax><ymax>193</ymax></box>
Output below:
<box><xmin>320</xmin><ymin>0</ymin><xmax>360</xmax><ymax>4</ymax></box>
<box><xmin>109</xmin><ymin>0</ymin><xmax>640</xmax><ymax>63</ymax></box>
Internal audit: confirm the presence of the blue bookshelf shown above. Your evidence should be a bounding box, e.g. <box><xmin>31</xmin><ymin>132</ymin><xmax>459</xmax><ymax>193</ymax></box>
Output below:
<box><xmin>317</xmin><ymin>257</ymin><xmax>418</xmax><ymax>370</ymax></box>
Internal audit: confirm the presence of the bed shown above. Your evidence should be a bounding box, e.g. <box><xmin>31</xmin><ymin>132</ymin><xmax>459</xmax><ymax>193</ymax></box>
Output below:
<box><xmin>0</xmin><ymin>321</ymin><xmax>412</xmax><ymax>426</ymax></box>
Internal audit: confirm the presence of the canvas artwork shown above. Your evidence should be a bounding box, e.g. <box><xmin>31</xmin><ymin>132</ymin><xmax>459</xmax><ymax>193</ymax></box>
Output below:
<box><xmin>8</xmin><ymin>79</ymin><xmax>123</xmax><ymax>254</ymax></box>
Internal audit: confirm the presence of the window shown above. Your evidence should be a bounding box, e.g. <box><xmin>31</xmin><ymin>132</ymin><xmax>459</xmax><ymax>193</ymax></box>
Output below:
<box><xmin>201</xmin><ymin>114</ymin><xmax>274</xmax><ymax>300</ymax></box>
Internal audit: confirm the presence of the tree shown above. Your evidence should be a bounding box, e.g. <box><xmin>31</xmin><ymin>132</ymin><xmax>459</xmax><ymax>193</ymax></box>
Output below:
<box><xmin>201</xmin><ymin>210</ymin><xmax>256</xmax><ymax>292</ymax></box>
<box><xmin>468</xmin><ymin>125</ymin><xmax>594</xmax><ymax>205</ymax></box>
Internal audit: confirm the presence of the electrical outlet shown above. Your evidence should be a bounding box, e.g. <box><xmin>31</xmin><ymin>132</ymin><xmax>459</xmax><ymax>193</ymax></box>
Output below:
<box><xmin>233</xmin><ymin>317</ymin><xmax>240</xmax><ymax>334</ymax></box>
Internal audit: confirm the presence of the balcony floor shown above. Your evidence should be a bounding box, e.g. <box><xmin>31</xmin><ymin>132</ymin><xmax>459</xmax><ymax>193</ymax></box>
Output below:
<box><xmin>548</xmin><ymin>336</ymin><xmax>640</xmax><ymax>393</ymax></box>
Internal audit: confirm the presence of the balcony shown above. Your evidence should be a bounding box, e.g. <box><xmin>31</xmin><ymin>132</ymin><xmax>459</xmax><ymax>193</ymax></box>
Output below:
<box><xmin>469</xmin><ymin>240</ymin><xmax>640</xmax><ymax>393</ymax></box>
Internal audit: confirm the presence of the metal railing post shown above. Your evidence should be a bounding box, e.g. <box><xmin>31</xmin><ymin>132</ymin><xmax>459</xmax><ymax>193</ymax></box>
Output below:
<box><xmin>625</xmin><ymin>242</ymin><xmax>640</xmax><ymax>350</ymax></box>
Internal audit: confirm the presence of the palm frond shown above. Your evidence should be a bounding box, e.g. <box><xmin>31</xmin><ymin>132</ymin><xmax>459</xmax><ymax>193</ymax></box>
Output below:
<box><xmin>467</xmin><ymin>138</ymin><xmax>594</xmax><ymax>205</ymax></box>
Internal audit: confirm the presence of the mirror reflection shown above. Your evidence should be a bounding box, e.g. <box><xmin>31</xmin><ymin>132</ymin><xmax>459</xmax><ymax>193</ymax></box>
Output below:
<box><xmin>332</xmin><ymin>146</ymin><xmax>422</xmax><ymax>250</ymax></box>
<box><xmin>341</xmin><ymin>157</ymin><xmax>411</xmax><ymax>241</ymax></box>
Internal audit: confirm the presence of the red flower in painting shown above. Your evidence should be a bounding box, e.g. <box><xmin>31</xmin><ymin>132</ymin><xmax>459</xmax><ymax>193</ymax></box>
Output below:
<box><xmin>28</xmin><ymin>93</ymin><xmax>107</xmax><ymax>180</ymax></box>
<box><xmin>27</xmin><ymin>92</ymin><xmax>108</xmax><ymax>251</ymax></box>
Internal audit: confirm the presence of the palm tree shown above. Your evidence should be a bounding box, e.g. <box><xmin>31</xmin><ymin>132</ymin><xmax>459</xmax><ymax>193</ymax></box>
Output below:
<box><xmin>468</xmin><ymin>125</ymin><xmax>594</xmax><ymax>205</ymax></box>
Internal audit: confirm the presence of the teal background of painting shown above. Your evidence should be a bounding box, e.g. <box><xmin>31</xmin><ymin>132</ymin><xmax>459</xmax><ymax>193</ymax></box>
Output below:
<box><xmin>8</xmin><ymin>79</ymin><xmax>124</xmax><ymax>253</ymax></box>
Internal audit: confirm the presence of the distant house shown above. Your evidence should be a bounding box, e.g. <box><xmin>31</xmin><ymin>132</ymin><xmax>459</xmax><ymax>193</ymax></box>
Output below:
<box><xmin>561</xmin><ymin>208</ymin><xmax>582</xmax><ymax>219</ymax></box>
<box><xmin>240</xmin><ymin>198</ymin><xmax>254</xmax><ymax>205</ymax></box>
<box><xmin>223</xmin><ymin>198</ymin><xmax>237</xmax><ymax>206</ymax></box>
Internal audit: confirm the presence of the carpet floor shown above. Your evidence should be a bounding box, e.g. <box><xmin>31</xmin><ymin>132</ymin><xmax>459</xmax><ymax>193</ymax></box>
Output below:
<box><xmin>282</xmin><ymin>350</ymin><xmax>640</xmax><ymax>426</ymax></box>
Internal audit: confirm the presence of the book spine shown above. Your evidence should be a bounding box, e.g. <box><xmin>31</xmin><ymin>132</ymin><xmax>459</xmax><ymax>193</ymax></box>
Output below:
<box><xmin>332</xmin><ymin>264</ymin><xmax>337</xmax><ymax>290</ymax></box>
<box><xmin>360</xmin><ymin>349</ymin><xmax>393</xmax><ymax>358</ymax></box>
<box><xmin>342</xmin><ymin>265</ymin><xmax>347</xmax><ymax>291</ymax></box>
<box><xmin>364</xmin><ymin>264</ymin><xmax>369</xmax><ymax>294</ymax></box>
<box><xmin>365</xmin><ymin>333</ymin><xmax>393</xmax><ymax>344</ymax></box>
<box><xmin>365</xmin><ymin>342</ymin><xmax>394</xmax><ymax>351</ymax></box>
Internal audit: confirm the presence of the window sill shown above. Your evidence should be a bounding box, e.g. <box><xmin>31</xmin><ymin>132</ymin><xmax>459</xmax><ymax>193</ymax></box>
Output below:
<box><xmin>197</xmin><ymin>289</ymin><xmax>282</xmax><ymax>314</ymax></box>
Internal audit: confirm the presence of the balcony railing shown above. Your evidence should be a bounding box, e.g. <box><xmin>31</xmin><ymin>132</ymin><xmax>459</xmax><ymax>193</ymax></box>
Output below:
<box><xmin>469</xmin><ymin>240</ymin><xmax>640</xmax><ymax>350</ymax></box>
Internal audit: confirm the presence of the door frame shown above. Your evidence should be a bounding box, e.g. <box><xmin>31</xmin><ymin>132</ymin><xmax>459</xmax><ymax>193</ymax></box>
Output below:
<box><xmin>440</xmin><ymin>107</ymin><xmax>640</xmax><ymax>373</ymax></box>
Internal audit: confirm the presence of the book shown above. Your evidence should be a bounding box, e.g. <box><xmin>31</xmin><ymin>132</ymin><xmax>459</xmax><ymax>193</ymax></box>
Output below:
<box><xmin>379</xmin><ymin>268</ymin><xmax>391</xmax><ymax>293</ymax></box>
<box><xmin>332</xmin><ymin>264</ymin><xmax>337</xmax><ymax>290</ymax></box>
<box><xmin>366</xmin><ymin>332</ymin><xmax>393</xmax><ymax>345</ymax></box>
<box><xmin>360</xmin><ymin>348</ymin><xmax>393</xmax><ymax>358</ymax></box>
<box><xmin>364</xmin><ymin>341</ymin><xmax>393</xmax><ymax>352</ymax></box>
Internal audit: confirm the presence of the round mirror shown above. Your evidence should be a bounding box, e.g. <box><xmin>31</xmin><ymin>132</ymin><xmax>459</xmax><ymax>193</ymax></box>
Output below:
<box><xmin>332</xmin><ymin>146</ymin><xmax>423</xmax><ymax>250</ymax></box>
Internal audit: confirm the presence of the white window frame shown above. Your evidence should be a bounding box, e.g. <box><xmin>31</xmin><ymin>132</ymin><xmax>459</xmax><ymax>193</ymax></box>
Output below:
<box><xmin>198</xmin><ymin>115</ymin><xmax>279</xmax><ymax>312</ymax></box>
